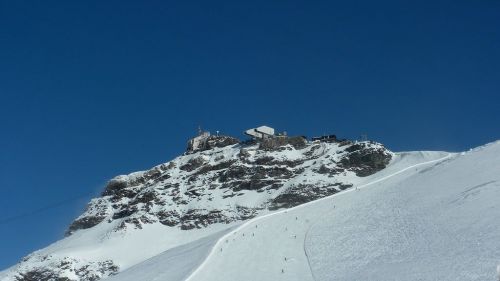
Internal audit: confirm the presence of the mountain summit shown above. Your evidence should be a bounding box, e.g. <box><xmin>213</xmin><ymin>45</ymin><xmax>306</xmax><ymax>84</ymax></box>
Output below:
<box><xmin>2</xmin><ymin>132</ymin><xmax>499</xmax><ymax>281</ymax></box>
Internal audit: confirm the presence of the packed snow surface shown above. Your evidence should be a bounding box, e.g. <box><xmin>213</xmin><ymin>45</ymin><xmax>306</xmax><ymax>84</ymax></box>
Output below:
<box><xmin>110</xmin><ymin>143</ymin><xmax>500</xmax><ymax>281</ymax></box>
<box><xmin>106</xmin><ymin>228</ymin><xmax>234</xmax><ymax>281</ymax></box>
<box><xmin>2</xmin><ymin>141</ymin><xmax>499</xmax><ymax>281</ymax></box>
<box><xmin>2</xmin><ymin>140</ymin><xmax>395</xmax><ymax>281</ymax></box>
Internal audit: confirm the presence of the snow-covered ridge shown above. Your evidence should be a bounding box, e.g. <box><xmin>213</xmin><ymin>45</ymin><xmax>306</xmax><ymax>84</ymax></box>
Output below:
<box><xmin>67</xmin><ymin>139</ymin><xmax>391</xmax><ymax>234</ymax></box>
<box><xmin>1</xmin><ymin>136</ymin><xmax>393</xmax><ymax>281</ymax></box>
<box><xmin>3</xmin><ymin>139</ymin><xmax>499</xmax><ymax>281</ymax></box>
<box><xmin>172</xmin><ymin>141</ymin><xmax>499</xmax><ymax>281</ymax></box>
<box><xmin>183</xmin><ymin>152</ymin><xmax>454</xmax><ymax>281</ymax></box>
<box><xmin>109</xmin><ymin>141</ymin><xmax>499</xmax><ymax>281</ymax></box>
<box><xmin>106</xmin><ymin>149</ymin><xmax>459</xmax><ymax>281</ymax></box>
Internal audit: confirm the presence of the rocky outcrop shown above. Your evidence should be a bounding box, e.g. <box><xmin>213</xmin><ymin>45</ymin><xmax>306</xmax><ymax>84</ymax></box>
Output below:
<box><xmin>66</xmin><ymin>216</ymin><xmax>106</xmax><ymax>235</ymax></box>
<box><xmin>13</xmin><ymin>257</ymin><xmax>118</xmax><ymax>281</ymax></box>
<box><xmin>269</xmin><ymin>182</ymin><xmax>353</xmax><ymax>210</ymax></box>
<box><xmin>65</xmin><ymin>140</ymin><xmax>392</xmax><ymax>235</ymax></box>
<box><xmin>180</xmin><ymin>156</ymin><xmax>207</xmax><ymax>172</ymax></box>
<box><xmin>8</xmin><ymin>136</ymin><xmax>392</xmax><ymax>281</ymax></box>
<box><xmin>259</xmin><ymin>136</ymin><xmax>307</xmax><ymax>151</ymax></box>
<box><xmin>15</xmin><ymin>269</ymin><xmax>71</xmax><ymax>281</ymax></box>
<box><xmin>204</xmin><ymin>135</ymin><xmax>240</xmax><ymax>150</ymax></box>
<box><xmin>186</xmin><ymin>135</ymin><xmax>240</xmax><ymax>154</ymax></box>
<box><xmin>339</xmin><ymin>141</ymin><xmax>392</xmax><ymax>177</ymax></box>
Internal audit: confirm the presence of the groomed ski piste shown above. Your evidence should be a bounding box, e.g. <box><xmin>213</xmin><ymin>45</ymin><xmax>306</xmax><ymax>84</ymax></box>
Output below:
<box><xmin>104</xmin><ymin>141</ymin><xmax>500</xmax><ymax>281</ymax></box>
<box><xmin>3</xmin><ymin>142</ymin><xmax>499</xmax><ymax>281</ymax></box>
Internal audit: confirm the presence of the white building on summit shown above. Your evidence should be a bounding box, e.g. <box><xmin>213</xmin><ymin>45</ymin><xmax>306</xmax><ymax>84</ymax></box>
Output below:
<box><xmin>244</xmin><ymin>125</ymin><xmax>275</xmax><ymax>140</ymax></box>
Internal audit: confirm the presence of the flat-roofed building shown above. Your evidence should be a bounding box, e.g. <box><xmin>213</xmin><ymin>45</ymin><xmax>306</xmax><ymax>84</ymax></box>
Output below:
<box><xmin>244</xmin><ymin>125</ymin><xmax>275</xmax><ymax>140</ymax></box>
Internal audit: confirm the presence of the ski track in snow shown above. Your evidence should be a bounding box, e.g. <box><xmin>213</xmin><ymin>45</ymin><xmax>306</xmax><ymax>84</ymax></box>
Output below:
<box><xmin>303</xmin><ymin>224</ymin><xmax>317</xmax><ymax>281</ymax></box>
<box><xmin>106</xmin><ymin>228</ymin><xmax>236</xmax><ymax>281</ymax></box>
<box><xmin>183</xmin><ymin>153</ymin><xmax>454</xmax><ymax>281</ymax></box>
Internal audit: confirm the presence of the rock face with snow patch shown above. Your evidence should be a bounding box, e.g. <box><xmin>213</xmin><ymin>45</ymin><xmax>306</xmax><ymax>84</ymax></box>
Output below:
<box><xmin>2</xmin><ymin>136</ymin><xmax>392</xmax><ymax>281</ymax></box>
<box><xmin>68</xmin><ymin>139</ymin><xmax>391</xmax><ymax>234</ymax></box>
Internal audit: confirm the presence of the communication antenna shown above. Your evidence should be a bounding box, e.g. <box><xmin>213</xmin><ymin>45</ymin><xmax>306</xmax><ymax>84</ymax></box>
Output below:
<box><xmin>216</xmin><ymin>130</ymin><xmax>220</xmax><ymax>136</ymax></box>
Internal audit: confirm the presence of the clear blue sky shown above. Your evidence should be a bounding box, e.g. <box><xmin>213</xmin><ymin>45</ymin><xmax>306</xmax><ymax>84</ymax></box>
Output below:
<box><xmin>0</xmin><ymin>0</ymin><xmax>499</xmax><ymax>269</ymax></box>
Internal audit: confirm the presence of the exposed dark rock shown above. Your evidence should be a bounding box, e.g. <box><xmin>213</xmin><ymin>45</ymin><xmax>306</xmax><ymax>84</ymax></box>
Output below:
<box><xmin>317</xmin><ymin>164</ymin><xmax>330</xmax><ymax>174</ymax></box>
<box><xmin>15</xmin><ymin>269</ymin><xmax>71</xmax><ymax>281</ymax></box>
<box><xmin>315</xmin><ymin>164</ymin><xmax>344</xmax><ymax>176</ymax></box>
<box><xmin>338</xmin><ymin>140</ymin><xmax>354</xmax><ymax>147</ymax></box>
<box><xmin>231</xmin><ymin>179</ymin><xmax>277</xmax><ymax>192</ymax></box>
<box><xmin>259</xmin><ymin>136</ymin><xmax>307</xmax><ymax>151</ymax></box>
<box><xmin>109</xmin><ymin>189</ymin><xmax>138</xmax><ymax>201</ymax></box>
<box><xmin>157</xmin><ymin>210</ymin><xmax>181</xmax><ymax>226</ymax></box>
<box><xmin>339</xmin><ymin>142</ymin><xmax>392</xmax><ymax>177</ymax></box>
<box><xmin>178</xmin><ymin>207</ymin><xmax>258</xmax><ymax>230</ymax></box>
<box><xmin>267</xmin><ymin>182</ymin><xmax>284</xmax><ymax>190</ymax></box>
<box><xmin>15</xmin><ymin>259</ymin><xmax>118</xmax><ymax>281</ymax></box>
<box><xmin>184</xmin><ymin>188</ymin><xmax>204</xmax><ymax>198</ymax></box>
<box><xmin>112</xmin><ymin>207</ymin><xmax>136</xmax><ymax>220</ymax></box>
<box><xmin>179</xmin><ymin>157</ymin><xmax>206</xmax><ymax>172</ymax></box>
<box><xmin>237</xmin><ymin>148</ymin><xmax>252</xmax><ymax>160</ymax></box>
<box><xmin>130</xmin><ymin>190</ymin><xmax>158</xmax><ymax>205</ymax></box>
<box><xmin>218</xmin><ymin>165</ymin><xmax>247</xmax><ymax>182</ymax></box>
<box><xmin>252</xmin><ymin>157</ymin><xmax>304</xmax><ymax>168</ymax></box>
<box><xmin>204</xmin><ymin>135</ymin><xmax>240</xmax><ymax>150</ymax></box>
<box><xmin>194</xmin><ymin>160</ymin><xmax>236</xmax><ymax>175</ymax></box>
<box><xmin>102</xmin><ymin>178</ymin><xmax>128</xmax><ymax>197</ymax></box>
<box><xmin>303</xmin><ymin>144</ymin><xmax>322</xmax><ymax>157</ymax></box>
<box><xmin>336</xmin><ymin>183</ymin><xmax>353</xmax><ymax>190</ymax></box>
<box><xmin>157</xmin><ymin>173</ymin><xmax>171</xmax><ymax>182</ymax></box>
<box><xmin>66</xmin><ymin>216</ymin><xmax>105</xmax><ymax>236</ymax></box>
<box><xmin>158</xmin><ymin>182</ymin><xmax>179</xmax><ymax>191</ymax></box>
<box><xmin>287</xmin><ymin>136</ymin><xmax>308</xmax><ymax>149</ymax></box>
<box><xmin>187</xmin><ymin>135</ymin><xmax>240</xmax><ymax>153</ymax></box>
<box><xmin>269</xmin><ymin>183</ymin><xmax>352</xmax><ymax>210</ymax></box>
<box><xmin>74</xmin><ymin>260</ymin><xmax>118</xmax><ymax>281</ymax></box>
<box><xmin>115</xmin><ymin>216</ymin><xmax>147</xmax><ymax>231</ymax></box>
<box><xmin>253</xmin><ymin>156</ymin><xmax>275</xmax><ymax>165</ymax></box>
<box><xmin>130</xmin><ymin>168</ymin><xmax>163</xmax><ymax>186</ymax></box>
<box><xmin>179</xmin><ymin>209</ymin><xmax>229</xmax><ymax>230</ymax></box>
<box><xmin>235</xmin><ymin>206</ymin><xmax>259</xmax><ymax>219</ymax></box>
<box><xmin>219</xmin><ymin>165</ymin><xmax>294</xmax><ymax>183</ymax></box>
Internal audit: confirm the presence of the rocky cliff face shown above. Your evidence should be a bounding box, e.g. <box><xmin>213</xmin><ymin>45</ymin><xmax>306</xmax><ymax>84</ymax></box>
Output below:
<box><xmin>4</xmin><ymin>136</ymin><xmax>392</xmax><ymax>281</ymax></box>
<box><xmin>68</xmin><ymin>138</ymin><xmax>391</xmax><ymax>234</ymax></box>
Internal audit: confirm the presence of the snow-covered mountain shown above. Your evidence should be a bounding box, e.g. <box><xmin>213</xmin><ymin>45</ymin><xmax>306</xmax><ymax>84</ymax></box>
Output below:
<box><xmin>0</xmin><ymin>135</ymin><xmax>391</xmax><ymax>281</ymax></box>
<box><xmin>1</xmin><ymin>135</ymin><xmax>499</xmax><ymax>281</ymax></box>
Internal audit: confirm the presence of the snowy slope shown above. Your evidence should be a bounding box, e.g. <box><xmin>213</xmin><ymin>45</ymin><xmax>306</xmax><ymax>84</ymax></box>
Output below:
<box><xmin>306</xmin><ymin>142</ymin><xmax>500</xmax><ymax>281</ymax></box>
<box><xmin>101</xmin><ymin>150</ymin><xmax>452</xmax><ymax>281</ymax></box>
<box><xmin>106</xmin><ymin>228</ymin><xmax>235</xmax><ymax>281</ymax></box>
<box><xmin>179</xmin><ymin>151</ymin><xmax>453</xmax><ymax>281</ymax></box>
<box><xmin>177</xmin><ymin>142</ymin><xmax>500</xmax><ymax>281</ymax></box>
<box><xmin>0</xmin><ymin>137</ymin><xmax>393</xmax><ymax>281</ymax></box>
<box><xmin>3</xmin><ymin>139</ymin><xmax>499</xmax><ymax>281</ymax></box>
